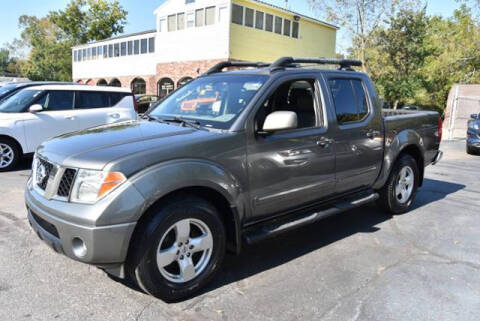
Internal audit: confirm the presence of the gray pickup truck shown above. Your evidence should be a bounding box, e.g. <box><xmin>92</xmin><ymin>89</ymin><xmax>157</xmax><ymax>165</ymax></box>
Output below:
<box><xmin>25</xmin><ymin>58</ymin><xmax>443</xmax><ymax>302</ymax></box>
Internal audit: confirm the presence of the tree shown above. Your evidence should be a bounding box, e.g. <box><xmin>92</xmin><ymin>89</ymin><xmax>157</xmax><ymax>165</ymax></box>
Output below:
<box><xmin>365</xmin><ymin>8</ymin><xmax>432</xmax><ymax>109</ymax></box>
<box><xmin>18</xmin><ymin>0</ymin><xmax>127</xmax><ymax>81</ymax></box>
<box><xmin>308</xmin><ymin>0</ymin><xmax>420</xmax><ymax>71</ymax></box>
<box><xmin>0</xmin><ymin>49</ymin><xmax>9</xmax><ymax>73</ymax></box>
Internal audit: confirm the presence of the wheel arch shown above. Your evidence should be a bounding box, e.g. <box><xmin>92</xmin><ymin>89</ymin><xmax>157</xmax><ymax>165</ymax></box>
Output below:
<box><xmin>0</xmin><ymin>134</ymin><xmax>24</xmax><ymax>155</ymax></box>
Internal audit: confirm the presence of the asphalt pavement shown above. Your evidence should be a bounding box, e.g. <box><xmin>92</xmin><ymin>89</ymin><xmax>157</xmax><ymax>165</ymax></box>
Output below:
<box><xmin>1</xmin><ymin>140</ymin><xmax>479</xmax><ymax>321</ymax></box>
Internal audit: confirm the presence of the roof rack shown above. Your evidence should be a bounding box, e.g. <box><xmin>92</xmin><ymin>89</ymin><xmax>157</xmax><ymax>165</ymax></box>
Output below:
<box><xmin>205</xmin><ymin>61</ymin><xmax>270</xmax><ymax>75</ymax></box>
<box><xmin>270</xmin><ymin>57</ymin><xmax>363</xmax><ymax>71</ymax></box>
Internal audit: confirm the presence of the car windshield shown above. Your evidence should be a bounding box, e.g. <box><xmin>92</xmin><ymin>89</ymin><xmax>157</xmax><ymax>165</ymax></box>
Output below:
<box><xmin>0</xmin><ymin>89</ymin><xmax>43</xmax><ymax>113</ymax></box>
<box><xmin>0</xmin><ymin>84</ymin><xmax>22</xmax><ymax>98</ymax></box>
<box><xmin>149</xmin><ymin>74</ymin><xmax>268</xmax><ymax>130</ymax></box>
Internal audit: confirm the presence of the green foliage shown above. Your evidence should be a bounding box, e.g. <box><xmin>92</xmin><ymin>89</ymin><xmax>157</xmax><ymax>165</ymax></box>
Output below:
<box><xmin>362</xmin><ymin>4</ymin><xmax>480</xmax><ymax>110</ymax></box>
<box><xmin>18</xmin><ymin>0</ymin><xmax>127</xmax><ymax>81</ymax></box>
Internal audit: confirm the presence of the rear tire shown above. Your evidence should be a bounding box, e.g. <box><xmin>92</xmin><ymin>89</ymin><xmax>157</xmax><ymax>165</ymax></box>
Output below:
<box><xmin>0</xmin><ymin>138</ymin><xmax>21</xmax><ymax>172</ymax></box>
<box><xmin>377</xmin><ymin>154</ymin><xmax>419</xmax><ymax>214</ymax></box>
<box><xmin>467</xmin><ymin>145</ymin><xmax>476</xmax><ymax>155</ymax></box>
<box><xmin>127</xmin><ymin>195</ymin><xmax>226</xmax><ymax>302</ymax></box>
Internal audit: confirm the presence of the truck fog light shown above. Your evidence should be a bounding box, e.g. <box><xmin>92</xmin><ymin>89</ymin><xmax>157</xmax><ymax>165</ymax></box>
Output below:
<box><xmin>72</xmin><ymin>237</ymin><xmax>87</xmax><ymax>258</ymax></box>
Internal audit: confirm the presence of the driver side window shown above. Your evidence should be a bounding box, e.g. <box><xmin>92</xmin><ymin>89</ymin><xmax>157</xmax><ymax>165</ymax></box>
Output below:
<box><xmin>256</xmin><ymin>79</ymin><xmax>318</xmax><ymax>131</ymax></box>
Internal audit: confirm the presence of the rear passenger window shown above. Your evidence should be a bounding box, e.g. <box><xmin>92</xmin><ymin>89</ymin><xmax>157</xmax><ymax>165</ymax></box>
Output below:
<box><xmin>40</xmin><ymin>91</ymin><xmax>74</xmax><ymax>111</ymax></box>
<box><xmin>109</xmin><ymin>93</ymin><xmax>128</xmax><ymax>106</ymax></box>
<box><xmin>75</xmin><ymin>91</ymin><xmax>109</xmax><ymax>109</ymax></box>
<box><xmin>328</xmin><ymin>79</ymin><xmax>369</xmax><ymax>124</ymax></box>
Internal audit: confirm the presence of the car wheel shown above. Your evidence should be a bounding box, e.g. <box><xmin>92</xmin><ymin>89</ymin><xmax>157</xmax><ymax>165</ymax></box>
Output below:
<box><xmin>466</xmin><ymin>145</ymin><xmax>476</xmax><ymax>155</ymax></box>
<box><xmin>128</xmin><ymin>195</ymin><xmax>226</xmax><ymax>302</ymax></box>
<box><xmin>0</xmin><ymin>138</ymin><xmax>21</xmax><ymax>172</ymax></box>
<box><xmin>377</xmin><ymin>154</ymin><xmax>419</xmax><ymax>214</ymax></box>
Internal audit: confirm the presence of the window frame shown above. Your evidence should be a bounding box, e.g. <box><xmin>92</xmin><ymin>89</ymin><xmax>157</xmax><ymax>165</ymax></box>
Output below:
<box><xmin>274</xmin><ymin>16</ymin><xmax>282</xmax><ymax>34</ymax></box>
<box><xmin>283</xmin><ymin>19</ymin><xmax>291</xmax><ymax>37</ymax></box>
<box><xmin>195</xmin><ymin>8</ymin><xmax>205</xmax><ymax>27</ymax></box>
<box><xmin>292</xmin><ymin>21</ymin><xmax>300</xmax><ymax>38</ymax></box>
<box><xmin>120</xmin><ymin>42</ymin><xmax>127</xmax><ymax>56</ymax></box>
<box><xmin>205</xmin><ymin>6</ymin><xmax>215</xmax><ymax>25</ymax></box>
<box><xmin>231</xmin><ymin>4</ymin><xmax>244</xmax><ymax>25</ymax></box>
<box><xmin>245</xmin><ymin>7</ymin><xmax>254</xmax><ymax>27</ymax></box>
<box><xmin>74</xmin><ymin>91</ymin><xmax>111</xmax><ymax>110</ymax></box>
<box><xmin>255</xmin><ymin>10</ymin><xmax>264</xmax><ymax>30</ymax></box>
<box><xmin>141</xmin><ymin>38</ymin><xmax>148</xmax><ymax>54</ymax></box>
<box><xmin>265</xmin><ymin>13</ymin><xmax>273</xmax><ymax>32</ymax></box>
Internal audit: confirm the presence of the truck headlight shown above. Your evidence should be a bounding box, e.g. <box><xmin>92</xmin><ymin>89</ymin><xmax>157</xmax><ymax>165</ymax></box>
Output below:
<box><xmin>70</xmin><ymin>169</ymin><xmax>126</xmax><ymax>204</ymax></box>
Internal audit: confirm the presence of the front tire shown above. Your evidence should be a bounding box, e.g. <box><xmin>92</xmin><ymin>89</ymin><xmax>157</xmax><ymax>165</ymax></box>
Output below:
<box><xmin>128</xmin><ymin>195</ymin><xmax>226</xmax><ymax>302</ymax></box>
<box><xmin>0</xmin><ymin>138</ymin><xmax>21</xmax><ymax>172</ymax></box>
<box><xmin>377</xmin><ymin>154</ymin><xmax>419</xmax><ymax>214</ymax></box>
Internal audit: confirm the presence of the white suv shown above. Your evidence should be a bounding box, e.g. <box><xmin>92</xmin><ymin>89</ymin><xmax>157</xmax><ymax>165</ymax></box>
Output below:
<box><xmin>0</xmin><ymin>85</ymin><xmax>137</xmax><ymax>171</ymax></box>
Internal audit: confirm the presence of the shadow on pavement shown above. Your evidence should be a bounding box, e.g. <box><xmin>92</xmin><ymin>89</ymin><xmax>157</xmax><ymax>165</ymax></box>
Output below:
<box><xmin>109</xmin><ymin>178</ymin><xmax>465</xmax><ymax>301</ymax></box>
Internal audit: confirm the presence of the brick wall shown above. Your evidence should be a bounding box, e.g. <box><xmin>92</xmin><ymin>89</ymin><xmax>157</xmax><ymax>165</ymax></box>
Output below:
<box><xmin>73</xmin><ymin>59</ymin><xmax>228</xmax><ymax>95</ymax></box>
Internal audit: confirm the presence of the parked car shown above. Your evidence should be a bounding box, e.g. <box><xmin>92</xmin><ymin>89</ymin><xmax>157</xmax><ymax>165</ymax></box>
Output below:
<box><xmin>25</xmin><ymin>58</ymin><xmax>442</xmax><ymax>302</ymax></box>
<box><xmin>399</xmin><ymin>105</ymin><xmax>422</xmax><ymax>111</ymax></box>
<box><xmin>0</xmin><ymin>81</ymin><xmax>78</xmax><ymax>104</ymax></box>
<box><xmin>0</xmin><ymin>85</ymin><xmax>136</xmax><ymax>171</ymax></box>
<box><xmin>467</xmin><ymin>113</ymin><xmax>480</xmax><ymax>154</ymax></box>
<box><xmin>135</xmin><ymin>95</ymin><xmax>160</xmax><ymax>114</ymax></box>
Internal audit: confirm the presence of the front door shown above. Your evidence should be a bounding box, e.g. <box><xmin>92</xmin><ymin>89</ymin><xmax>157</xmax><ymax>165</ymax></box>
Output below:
<box><xmin>247</xmin><ymin>77</ymin><xmax>336</xmax><ymax>219</ymax></box>
<box><xmin>324</xmin><ymin>76</ymin><xmax>384</xmax><ymax>194</ymax></box>
<box><xmin>24</xmin><ymin>90</ymin><xmax>78</xmax><ymax>152</ymax></box>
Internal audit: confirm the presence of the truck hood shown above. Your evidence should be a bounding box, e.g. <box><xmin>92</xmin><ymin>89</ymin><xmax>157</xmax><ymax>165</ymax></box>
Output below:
<box><xmin>37</xmin><ymin>120</ymin><xmax>210</xmax><ymax>171</ymax></box>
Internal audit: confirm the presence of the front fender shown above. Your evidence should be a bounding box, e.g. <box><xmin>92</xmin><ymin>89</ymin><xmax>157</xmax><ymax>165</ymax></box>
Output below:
<box><xmin>129</xmin><ymin>158</ymin><xmax>246</xmax><ymax>223</ymax></box>
<box><xmin>373</xmin><ymin>129</ymin><xmax>425</xmax><ymax>189</ymax></box>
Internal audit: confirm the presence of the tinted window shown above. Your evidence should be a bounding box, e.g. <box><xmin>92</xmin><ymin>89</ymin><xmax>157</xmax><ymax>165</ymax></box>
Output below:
<box><xmin>134</xmin><ymin>40</ymin><xmax>139</xmax><ymax>54</ymax></box>
<box><xmin>75</xmin><ymin>91</ymin><xmax>109</xmax><ymax>109</ymax></box>
<box><xmin>232</xmin><ymin>4</ymin><xmax>243</xmax><ymax>25</ymax></box>
<box><xmin>274</xmin><ymin>17</ymin><xmax>282</xmax><ymax>34</ymax></box>
<box><xmin>148</xmin><ymin>37</ymin><xmax>155</xmax><ymax>53</ymax></box>
<box><xmin>141</xmin><ymin>39</ymin><xmax>148</xmax><ymax>54</ymax></box>
<box><xmin>329</xmin><ymin>79</ymin><xmax>365</xmax><ymax>124</ymax></box>
<box><xmin>265</xmin><ymin>14</ymin><xmax>273</xmax><ymax>32</ymax></box>
<box><xmin>109</xmin><ymin>92</ymin><xmax>128</xmax><ymax>106</ymax></box>
<box><xmin>352</xmin><ymin>80</ymin><xmax>369</xmax><ymax>119</ymax></box>
<box><xmin>41</xmin><ymin>91</ymin><xmax>74</xmax><ymax>111</ymax></box>
<box><xmin>245</xmin><ymin>8</ymin><xmax>254</xmax><ymax>27</ymax></box>
<box><xmin>255</xmin><ymin>11</ymin><xmax>264</xmax><ymax>29</ymax></box>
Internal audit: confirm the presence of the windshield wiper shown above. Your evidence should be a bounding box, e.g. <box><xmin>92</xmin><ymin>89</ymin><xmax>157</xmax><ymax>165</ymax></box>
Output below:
<box><xmin>159</xmin><ymin>116</ymin><xmax>202</xmax><ymax>129</ymax></box>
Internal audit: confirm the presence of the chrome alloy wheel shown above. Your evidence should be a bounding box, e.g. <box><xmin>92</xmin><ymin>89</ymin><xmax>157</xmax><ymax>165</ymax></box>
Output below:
<box><xmin>0</xmin><ymin>143</ymin><xmax>14</xmax><ymax>169</ymax></box>
<box><xmin>395</xmin><ymin>166</ymin><xmax>414</xmax><ymax>204</ymax></box>
<box><xmin>156</xmin><ymin>218</ymin><xmax>213</xmax><ymax>283</ymax></box>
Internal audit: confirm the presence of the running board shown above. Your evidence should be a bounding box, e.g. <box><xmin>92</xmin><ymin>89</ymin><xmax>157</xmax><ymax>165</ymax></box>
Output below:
<box><xmin>244</xmin><ymin>191</ymin><xmax>379</xmax><ymax>244</ymax></box>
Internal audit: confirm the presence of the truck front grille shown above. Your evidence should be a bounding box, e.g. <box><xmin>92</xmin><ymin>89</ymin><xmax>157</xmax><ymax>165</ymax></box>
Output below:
<box><xmin>36</xmin><ymin>158</ymin><xmax>55</xmax><ymax>191</ymax></box>
<box><xmin>57</xmin><ymin>169</ymin><xmax>77</xmax><ymax>197</ymax></box>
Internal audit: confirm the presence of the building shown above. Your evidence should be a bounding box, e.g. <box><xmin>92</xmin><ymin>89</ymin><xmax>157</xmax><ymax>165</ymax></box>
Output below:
<box><xmin>72</xmin><ymin>0</ymin><xmax>338</xmax><ymax>96</ymax></box>
<box><xmin>443</xmin><ymin>84</ymin><xmax>480</xmax><ymax>140</ymax></box>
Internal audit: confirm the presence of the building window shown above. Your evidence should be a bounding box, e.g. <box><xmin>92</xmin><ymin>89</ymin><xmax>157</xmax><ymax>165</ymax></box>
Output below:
<box><xmin>265</xmin><ymin>14</ymin><xmax>273</xmax><ymax>32</ymax></box>
<box><xmin>232</xmin><ymin>4</ymin><xmax>243</xmax><ymax>25</ymax></box>
<box><xmin>255</xmin><ymin>11</ymin><xmax>264</xmax><ymax>30</ymax></box>
<box><xmin>284</xmin><ymin>19</ymin><xmax>291</xmax><ymax>36</ymax></box>
<box><xmin>108</xmin><ymin>44</ymin><xmax>113</xmax><ymax>57</ymax></box>
<box><xmin>128</xmin><ymin>41</ymin><xmax>133</xmax><ymax>55</ymax></box>
<box><xmin>195</xmin><ymin>8</ymin><xmax>204</xmax><ymax>27</ymax></box>
<box><xmin>177</xmin><ymin>13</ymin><xmax>185</xmax><ymax>30</ymax></box>
<box><xmin>168</xmin><ymin>14</ymin><xmax>177</xmax><ymax>32</ymax></box>
<box><xmin>97</xmin><ymin>79</ymin><xmax>107</xmax><ymax>86</ymax></box>
<box><xmin>186</xmin><ymin>12</ymin><xmax>195</xmax><ymax>28</ymax></box>
<box><xmin>205</xmin><ymin>6</ymin><xmax>215</xmax><ymax>25</ymax></box>
<box><xmin>219</xmin><ymin>6</ymin><xmax>228</xmax><ymax>22</ymax></box>
<box><xmin>134</xmin><ymin>40</ymin><xmax>140</xmax><ymax>55</ymax></box>
<box><xmin>103</xmin><ymin>45</ymin><xmax>108</xmax><ymax>58</ymax></box>
<box><xmin>159</xmin><ymin>18</ymin><xmax>167</xmax><ymax>32</ymax></box>
<box><xmin>121</xmin><ymin>42</ymin><xmax>126</xmax><ymax>56</ymax></box>
<box><xmin>109</xmin><ymin>79</ymin><xmax>122</xmax><ymax>87</ymax></box>
<box><xmin>131</xmin><ymin>78</ymin><xmax>146</xmax><ymax>95</ymax></box>
<box><xmin>141</xmin><ymin>38</ymin><xmax>148</xmax><ymax>54</ymax></box>
<box><xmin>114</xmin><ymin>43</ymin><xmax>120</xmax><ymax>57</ymax></box>
<box><xmin>178</xmin><ymin>77</ymin><xmax>193</xmax><ymax>88</ymax></box>
<box><xmin>274</xmin><ymin>16</ymin><xmax>282</xmax><ymax>34</ymax></box>
<box><xmin>92</xmin><ymin>47</ymin><xmax>97</xmax><ymax>59</ymax></box>
<box><xmin>292</xmin><ymin>21</ymin><xmax>299</xmax><ymax>38</ymax></box>
<box><xmin>245</xmin><ymin>8</ymin><xmax>254</xmax><ymax>27</ymax></box>
<box><xmin>98</xmin><ymin>46</ymin><xmax>103</xmax><ymax>57</ymax></box>
<box><xmin>158</xmin><ymin>78</ymin><xmax>175</xmax><ymax>97</ymax></box>
<box><xmin>149</xmin><ymin>37</ymin><xmax>155</xmax><ymax>53</ymax></box>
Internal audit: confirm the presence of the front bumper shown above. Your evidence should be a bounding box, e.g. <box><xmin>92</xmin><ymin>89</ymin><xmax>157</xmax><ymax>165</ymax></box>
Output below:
<box><xmin>25</xmin><ymin>180</ymin><xmax>142</xmax><ymax>274</ymax></box>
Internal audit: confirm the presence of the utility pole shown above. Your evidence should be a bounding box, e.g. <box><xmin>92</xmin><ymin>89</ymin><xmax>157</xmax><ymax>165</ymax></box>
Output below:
<box><xmin>285</xmin><ymin>0</ymin><xmax>288</xmax><ymax>9</ymax></box>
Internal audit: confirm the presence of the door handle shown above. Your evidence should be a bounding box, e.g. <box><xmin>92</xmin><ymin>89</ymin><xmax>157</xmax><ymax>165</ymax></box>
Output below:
<box><xmin>366</xmin><ymin>130</ymin><xmax>381</xmax><ymax>139</ymax></box>
<box><xmin>109</xmin><ymin>113</ymin><xmax>120</xmax><ymax>119</ymax></box>
<box><xmin>64</xmin><ymin>116</ymin><xmax>75</xmax><ymax>120</ymax></box>
<box><xmin>316</xmin><ymin>137</ymin><xmax>333</xmax><ymax>148</ymax></box>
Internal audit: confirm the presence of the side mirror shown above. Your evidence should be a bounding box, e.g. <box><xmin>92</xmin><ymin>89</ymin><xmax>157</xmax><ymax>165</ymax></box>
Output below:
<box><xmin>29</xmin><ymin>104</ymin><xmax>43</xmax><ymax>113</ymax></box>
<box><xmin>262</xmin><ymin>111</ymin><xmax>298</xmax><ymax>133</ymax></box>
<box><xmin>471</xmin><ymin>113</ymin><xmax>479</xmax><ymax>120</ymax></box>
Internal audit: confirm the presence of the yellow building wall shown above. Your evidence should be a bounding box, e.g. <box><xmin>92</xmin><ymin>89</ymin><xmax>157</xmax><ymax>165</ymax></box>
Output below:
<box><xmin>230</xmin><ymin>0</ymin><xmax>337</xmax><ymax>62</ymax></box>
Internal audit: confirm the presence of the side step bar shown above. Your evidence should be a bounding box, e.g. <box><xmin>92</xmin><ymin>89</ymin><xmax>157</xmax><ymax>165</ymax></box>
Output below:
<box><xmin>244</xmin><ymin>191</ymin><xmax>379</xmax><ymax>244</ymax></box>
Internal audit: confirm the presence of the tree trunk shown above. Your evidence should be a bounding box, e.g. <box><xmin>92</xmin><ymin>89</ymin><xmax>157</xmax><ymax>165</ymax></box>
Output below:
<box><xmin>393</xmin><ymin>100</ymin><xmax>399</xmax><ymax>110</ymax></box>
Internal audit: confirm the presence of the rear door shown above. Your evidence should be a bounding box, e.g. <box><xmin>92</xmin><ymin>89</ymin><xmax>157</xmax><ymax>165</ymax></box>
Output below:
<box><xmin>324</xmin><ymin>75</ymin><xmax>384</xmax><ymax>194</ymax></box>
<box><xmin>73</xmin><ymin>91</ymin><xmax>136</xmax><ymax>130</ymax></box>
<box><xmin>24</xmin><ymin>90</ymin><xmax>79</xmax><ymax>151</ymax></box>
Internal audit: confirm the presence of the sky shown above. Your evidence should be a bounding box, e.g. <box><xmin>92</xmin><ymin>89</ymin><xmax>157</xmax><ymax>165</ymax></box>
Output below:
<box><xmin>0</xmin><ymin>0</ymin><xmax>465</xmax><ymax>52</ymax></box>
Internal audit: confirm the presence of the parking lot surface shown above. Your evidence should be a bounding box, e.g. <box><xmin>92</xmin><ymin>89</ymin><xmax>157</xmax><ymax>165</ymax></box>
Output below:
<box><xmin>1</xmin><ymin>140</ymin><xmax>479</xmax><ymax>321</ymax></box>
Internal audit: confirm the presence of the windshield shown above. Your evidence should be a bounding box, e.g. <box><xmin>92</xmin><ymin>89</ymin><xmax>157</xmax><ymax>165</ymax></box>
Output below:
<box><xmin>0</xmin><ymin>89</ymin><xmax>43</xmax><ymax>113</ymax></box>
<box><xmin>0</xmin><ymin>84</ymin><xmax>22</xmax><ymax>98</ymax></box>
<box><xmin>149</xmin><ymin>74</ymin><xmax>268</xmax><ymax>129</ymax></box>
